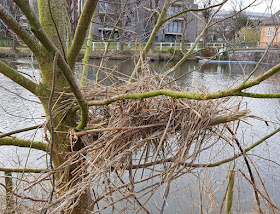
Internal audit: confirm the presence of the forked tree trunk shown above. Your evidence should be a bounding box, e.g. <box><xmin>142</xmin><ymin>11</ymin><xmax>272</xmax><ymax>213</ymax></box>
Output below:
<box><xmin>37</xmin><ymin>0</ymin><xmax>92</xmax><ymax>213</ymax></box>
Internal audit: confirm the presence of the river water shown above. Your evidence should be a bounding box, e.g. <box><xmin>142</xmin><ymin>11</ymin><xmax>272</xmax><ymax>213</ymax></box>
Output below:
<box><xmin>0</xmin><ymin>58</ymin><xmax>280</xmax><ymax>213</ymax></box>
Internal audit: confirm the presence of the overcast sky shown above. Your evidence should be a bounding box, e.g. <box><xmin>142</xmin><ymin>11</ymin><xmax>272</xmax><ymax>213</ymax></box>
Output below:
<box><xmin>224</xmin><ymin>0</ymin><xmax>280</xmax><ymax>13</ymax></box>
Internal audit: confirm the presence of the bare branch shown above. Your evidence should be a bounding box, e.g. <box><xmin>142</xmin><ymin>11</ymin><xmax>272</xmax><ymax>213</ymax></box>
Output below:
<box><xmin>201</xmin><ymin>126</ymin><xmax>280</xmax><ymax>168</ymax></box>
<box><xmin>76</xmin><ymin>61</ymin><xmax>280</xmax><ymax>108</ymax></box>
<box><xmin>163</xmin><ymin>1</ymin><xmax>226</xmax><ymax>76</ymax></box>
<box><xmin>163</xmin><ymin>0</ymin><xmax>227</xmax><ymax>23</ymax></box>
<box><xmin>67</xmin><ymin>0</ymin><xmax>99</xmax><ymax>69</ymax></box>
<box><xmin>130</xmin><ymin>0</ymin><xmax>171</xmax><ymax>80</ymax></box>
<box><xmin>0</xmin><ymin>124</ymin><xmax>43</xmax><ymax>138</ymax></box>
<box><xmin>0</xmin><ymin>183</ymin><xmax>48</xmax><ymax>201</ymax></box>
<box><xmin>0</xmin><ymin>167</ymin><xmax>47</xmax><ymax>173</ymax></box>
<box><xmin>131</xmin><ymin>125</ymin><xmax>280</xmax><ymax>170</ymax></box>
<box><xmin>0</xmin><ymin>60</ymin><xmax>41</xmax><ymax>96</ymax></box>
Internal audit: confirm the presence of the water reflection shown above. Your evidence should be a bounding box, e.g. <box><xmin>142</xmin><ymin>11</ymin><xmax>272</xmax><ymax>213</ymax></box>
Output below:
<box><xmin>78</xmin><ymin>59</ymin><xmax>280</xmax><ymax>212</ymax></box>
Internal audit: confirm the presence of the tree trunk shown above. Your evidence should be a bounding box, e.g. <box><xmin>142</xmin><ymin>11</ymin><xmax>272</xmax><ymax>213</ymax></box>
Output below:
<box><xmin>37</xmin><ymin>0</ymin><xmax>92</xmax><ymax>212</ymax></box>
<box><xmin>120</xmin><ymin>40</ymin><xmax>124</xmax><ymax>51</ymax></box>
<box><xmin>11</xmin><ymin>34</ymin><xmax>17</xmax><ymax>52</ymax></box>
<box><xmin>181</xmin><ymin>17</ymin><xmax>188</xmax><ymax>52</ymax></box>
<box><xmin>203</xmin><ymin>28</ymin><xmax>209</xmax><ymax>48</ymax></box>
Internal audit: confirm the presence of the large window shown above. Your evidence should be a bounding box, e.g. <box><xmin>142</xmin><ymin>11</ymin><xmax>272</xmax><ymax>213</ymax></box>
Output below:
<box><xmin>167</xmin><ymin>5</ymin><xmax>181</xmax><ymax>16</ymax></box>
<box><xmin>166</xmin><ymin>21</ymin><xmax>183</xmax><ymax>33</ymax></box>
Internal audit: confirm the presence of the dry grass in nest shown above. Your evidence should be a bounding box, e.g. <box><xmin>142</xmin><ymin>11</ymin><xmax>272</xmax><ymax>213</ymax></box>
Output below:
<box><xmin>48</xmin><ymin>63</ymin><xmax>249</xmax><ymax>213</ymax></box>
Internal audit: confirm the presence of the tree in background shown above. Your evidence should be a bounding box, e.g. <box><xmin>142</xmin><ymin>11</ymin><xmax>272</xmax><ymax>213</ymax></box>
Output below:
<box><xmin>236</xmin><ymin>26</ymin><xmax>261</xmax><ymax>43</ymax></box>
<box><xmin>0</xmin><ymin>0</ymin><xmax>21</xmax><ymax>51</ymax></box>
<box><xmin>196</xmin><ymin>0</ymin><xmax>213</xmax><ymax>46</ymax></box>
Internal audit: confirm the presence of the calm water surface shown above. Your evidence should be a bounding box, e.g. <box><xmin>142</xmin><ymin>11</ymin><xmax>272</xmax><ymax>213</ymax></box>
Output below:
<box><xmin>0</xmin><ymin>58</ymin><xmax>280</xmax><ymax>213</ymax></box>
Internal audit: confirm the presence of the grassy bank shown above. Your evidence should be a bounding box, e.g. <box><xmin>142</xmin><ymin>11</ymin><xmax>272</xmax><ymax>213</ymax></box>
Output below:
<box><xmin>0</xmin><ymin>47</ymin><xmax>198</xmax><ymax>61</ymax></box>
<box><xmin>0</xmin><ymin>47</ymin><xmax>32</xmax><ymax>58</ymax></box>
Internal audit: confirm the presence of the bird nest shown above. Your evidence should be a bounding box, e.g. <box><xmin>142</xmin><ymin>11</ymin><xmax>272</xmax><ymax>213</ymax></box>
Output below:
<box><xmin>50</xmin><ymin>64</ymin><xmax>249</xmax><ymax>213</ymax></box>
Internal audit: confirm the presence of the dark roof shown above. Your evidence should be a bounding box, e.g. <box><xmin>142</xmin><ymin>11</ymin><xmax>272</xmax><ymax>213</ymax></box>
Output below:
<box><xmin>263</xmin><ymin>10</ymin><xmax>280</xmax><ymax>25</ymax></box>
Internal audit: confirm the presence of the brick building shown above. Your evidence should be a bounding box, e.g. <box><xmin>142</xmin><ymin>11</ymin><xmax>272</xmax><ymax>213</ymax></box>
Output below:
<box><xmin>260</xmin><ymin>10</ymin><xmax>280</xmax><ymax>48</ymax></box>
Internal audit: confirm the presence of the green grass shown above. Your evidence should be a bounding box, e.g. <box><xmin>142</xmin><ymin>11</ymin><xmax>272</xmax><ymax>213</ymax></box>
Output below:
<box><xmin>0</xmin><ymin>39</ymin><xmax>12</xmax><ymax>47</ymax></box>
<box><xmin>92</xmin><ymin>42</ymin><xmax>118</xmax><ymax>50</ymax></box>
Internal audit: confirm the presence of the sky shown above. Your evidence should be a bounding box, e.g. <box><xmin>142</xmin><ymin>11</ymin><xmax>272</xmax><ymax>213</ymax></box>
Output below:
<box><xmin>224</xmin><ymin>0</ymin><xmax>280</xmax><ymax>13</ymax></box>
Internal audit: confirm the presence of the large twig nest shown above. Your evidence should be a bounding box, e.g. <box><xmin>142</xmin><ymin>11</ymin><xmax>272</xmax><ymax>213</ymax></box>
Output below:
<box><xmin>49</xmin><ymin>62</ymin><xmax>248</xmax><ymax>213</ymax></box>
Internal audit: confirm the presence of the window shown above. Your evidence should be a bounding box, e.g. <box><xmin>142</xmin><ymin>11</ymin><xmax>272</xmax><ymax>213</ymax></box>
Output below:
<box><xmin>99</xmin><ymin>2</ymin><xmax>114</xmax><ymax>14</ymax></box>
<box><xmin>166</xmin><ymin>21</ymin><xmax>183</xmax><ymax>33</ymax></box>
<box><xmin>168</xmin><ymin>5</ymin><xmax>181</xmax><ymax>16</ymax></box>
<box><xmin>268</xmin><ymin>27</ymin><xmax>273</xmax><ymax>36</ymax></box>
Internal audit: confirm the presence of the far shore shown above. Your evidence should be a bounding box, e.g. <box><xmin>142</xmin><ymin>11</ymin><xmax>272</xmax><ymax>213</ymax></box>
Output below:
<box><xmin>1</xmin><ymin>46</ymin><xmax>275</xmax><ymax>64</ymax></box>
<box><xmin>0</xmin><ymin>47</ymin><xmax>198</xmax><ymax>61</ymax></box>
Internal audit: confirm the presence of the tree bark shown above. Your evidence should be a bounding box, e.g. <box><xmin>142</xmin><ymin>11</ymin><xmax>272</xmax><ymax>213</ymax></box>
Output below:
<box><xmin>36</xmin><ymin>0</ymin><xmax>93</xmax><ymax>213</ymax></box>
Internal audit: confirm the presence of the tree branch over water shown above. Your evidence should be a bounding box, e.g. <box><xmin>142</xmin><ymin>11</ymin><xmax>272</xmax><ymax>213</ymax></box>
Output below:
<box><xmin>131</xmin><ymin>126</ymin><xmax>280</xmax><ymax>169</ymax></box>
<box><xmin>67</xmin><ymin>0</ymin><xmax>99</xmax><ymax>69</ymax></box>
<box><xmin>79</xmin><ymin>61</ymin><xmax>280</xmax><ymax>109</ymax></box>
<box><xmin>0</xmin><ymin>167</ymin><xmax>47</xmax><ymax>173</ymax></box>
<box><xmin>0</xmin><ymin>60</ymin><xmax>41</xmax><ymax>96</ymax></box>
<box><xmin>0</xmin><ymin>124</ymin><xmax>43</xmax><ymax>138</ymax></box>
<box><xmin>0</xmin><ymin>137</ymin><xmax>50</xmax><ymax>153</ymax></box>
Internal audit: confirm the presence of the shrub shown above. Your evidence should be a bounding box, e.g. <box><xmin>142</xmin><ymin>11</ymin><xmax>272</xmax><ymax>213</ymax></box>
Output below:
<box><xmin>201</xmin><ymin>48</ymin><xmax>217</xmax><ymax>57</ymax></box>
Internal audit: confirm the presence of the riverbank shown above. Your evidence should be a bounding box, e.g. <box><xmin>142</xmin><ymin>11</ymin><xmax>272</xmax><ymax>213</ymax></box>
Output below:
<box><xmin>0</xmin><ymin>47</ymin><xmax>197</xmax><ymax>61</ymax></box>
<box><xmin>0</xmin><ymin>47</ymin><xmax>32</xmax><ymax>58</ymax></box>
<box><xmin>2</xmin><ymin>47</ymin><xmax>279</xmax><ymax>64</ymax></box>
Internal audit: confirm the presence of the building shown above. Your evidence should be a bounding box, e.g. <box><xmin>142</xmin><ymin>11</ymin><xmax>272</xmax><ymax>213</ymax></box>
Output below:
<box><xmin>157</xmin><ymin>0</ymin><xmax>198</xmax><ymax>42</ymax></box>
<box><xmin>93</xmin><ymin>1</ymin><xmax>137</xmax><ymax>41</ymax></box>
<box><xmin>93</xmin><ymin>0</ymin><xmax>198</xmax><ymax>43</ymax></box>
<box><xmin>260</xmin><ymin>10</ymin><xmax>280</xmax><ymax>48</ymax></box>
<box><xmin>3</xmin><ymin>0</ymin><xmax>198</xmax><ymax>43</ymax></box>
<box><xmin>197</xmin><ymin>9</ymin><xmax>270</xmax><ymax>42</ymax></box>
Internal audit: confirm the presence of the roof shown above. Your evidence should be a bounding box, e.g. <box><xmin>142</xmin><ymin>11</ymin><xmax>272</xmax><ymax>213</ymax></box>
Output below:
<box><xmin>210</xmin><ymin>10</ymin><xmax>270</xmax><ymax>21</ymax></box>
<box><xmin>263</xmin><ymin>10</ymin><xmax>280</xmax><ymax>25</ymax></box>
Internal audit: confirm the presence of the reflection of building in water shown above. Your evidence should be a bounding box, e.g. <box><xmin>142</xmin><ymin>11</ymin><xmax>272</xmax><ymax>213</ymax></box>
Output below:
<box><xmin>217</xmin><ymin>64</ymin><xmax>222</xmax><ymax>75</ymax></box>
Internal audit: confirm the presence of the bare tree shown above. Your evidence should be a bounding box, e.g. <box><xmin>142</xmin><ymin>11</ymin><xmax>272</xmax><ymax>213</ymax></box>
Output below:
<box><xmin>0</xmin><ymin>0</ymin><xmax>280</xmax><ymax>213</ymax></box>
<box><xmin>198</xmin><ymin>0</ymin><xmax>213</xmax><ymax>46</ymax></box>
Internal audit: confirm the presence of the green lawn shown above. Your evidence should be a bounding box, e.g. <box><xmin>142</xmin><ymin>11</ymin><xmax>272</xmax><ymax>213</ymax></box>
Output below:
<box><xmin>0</xmin><ymin>39</ymin><xmax>12</xmax><ymax>47</ymax></box>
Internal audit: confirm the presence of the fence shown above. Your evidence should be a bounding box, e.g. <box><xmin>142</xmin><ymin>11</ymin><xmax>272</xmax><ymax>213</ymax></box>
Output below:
<box><xmin>92</xmin><ymin>41</ymin><xmax>226</xmax><ymax>51</ymax></box>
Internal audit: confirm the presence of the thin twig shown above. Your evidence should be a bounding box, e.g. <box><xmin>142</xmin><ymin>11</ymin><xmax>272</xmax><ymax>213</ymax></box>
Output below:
<box><xmin>0</xmin><ymin>124</ymin><xmax>43</xmax><ymax>138</ymax></box>
<box><xmin>227</xmin><ymin>126</ymin><xmax>262</xmax><ymax>213</ymax></box>
<box><xmin>0</xmin><ymin>183</ymin><xmax>48</xmax><ymax>202</ymax></box>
